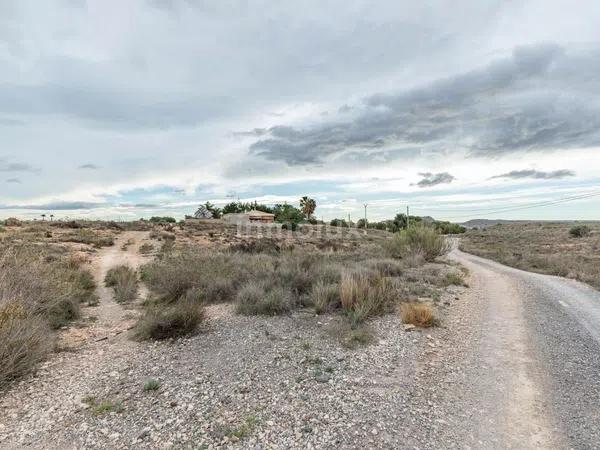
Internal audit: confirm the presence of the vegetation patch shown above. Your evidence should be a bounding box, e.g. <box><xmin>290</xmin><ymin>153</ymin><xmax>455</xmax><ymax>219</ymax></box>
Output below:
<box><xmin>105</xmin><ymin>265</ymin><xmax>138</xmax><ymax>303</ymax></box>
<box><xmin>139</xmin><ymin>243</ymin><xmax>154</xmax><ymax>254</ymax></box>
<box><xmin>340</xmin><ymin>270</ymin><xmax>396</xmax><ymax>326</ymax></box>
<box><xmin>400</xmin><ymin>303</ymin><xmax>438</xmax><ymax>328</ymax></box>
<box><xmin>83</xmin><ymin>396</ymin><xmax>124</xmax><ymax>415</ymax></box>
<box><xmin>134</xmin><ymin>299</ymin><xmax>204</xmax><ymax>340</ymax></box>
<box><xmin>569</xmin><ymin>224</ymin><xmax>591</xmax><ymax>238</ymax></box>
<box><xmin>0</xmin><ymin>244</ymin><xmax>97</xmax><ymax>388</ymax></box>
<box><xmin>385</xmin><ymin>226</ymin><xmax>450</xmax><ymax>262</ymax></box>
<box><xmin>460</xmin><ymin>223</ymin><xmax>600</xmax><ymax>290</ymax></box>
<box><xmin>143</xmin><ymin>378</ymin><xmax>161</xmax><ymax>391</ymax></box>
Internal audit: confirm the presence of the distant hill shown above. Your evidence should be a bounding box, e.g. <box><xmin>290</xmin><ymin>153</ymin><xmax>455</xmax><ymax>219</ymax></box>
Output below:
<box><xmin>460</xmin><ymin>219</ymin><xmax>524</xmax><ymax>228</ymax></box>
<box><xmin>460</xmin><ymin>219</ymin><xmax>600</xmax><ymax>228</ymax></box>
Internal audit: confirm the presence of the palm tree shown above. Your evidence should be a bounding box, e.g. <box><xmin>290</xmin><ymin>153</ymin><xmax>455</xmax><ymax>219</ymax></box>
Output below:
<box><xmin>299</xmin><ymin>196</ymin><xmax>316</xmax><ymax>219</ymax></box>
<box><xmin>40</xmin><ymin>214</ymin><xmax>46</xmax><ymax>221</ymax></box>
<box><xmin>50</xmin><ymin>214</ymin><xmax>54</xmax><ymax>221</ymax></box>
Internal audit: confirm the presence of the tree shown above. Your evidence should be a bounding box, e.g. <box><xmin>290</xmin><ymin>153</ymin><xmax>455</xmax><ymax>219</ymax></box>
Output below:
<box><xmin>272</xmin><ymin>204</ymin><xmax>304</xmax><ymax>224</ymax></box>
<box><xmin>50</xmin><ymin>214</ymin><xmax>54</xmax><ymax>221</ymax></box>
<box><xmin>204</xmin><ymin>202</ymin><xmax>222</xmax><ymax>219</ymax></box>
<box><xmin>330</xmin><ymin>218</ymin><xmax>349</xmax><ymax>227</ymax></box>
<box><xmin>40</xmin><ymin>214</ymin><xmax>46</xmax><ymax>221</ymax></box>
<box><xmin>299</xmin><ymin>196</ymin><xmax>316</xmax><ymax>219</ymax></box>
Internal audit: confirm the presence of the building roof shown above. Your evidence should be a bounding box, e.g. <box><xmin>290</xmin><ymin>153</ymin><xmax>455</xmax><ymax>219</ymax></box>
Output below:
<box><xmin>247</xmin><ymin>209</ymin><xmax>275</xmax><ymax>217</ymax></box>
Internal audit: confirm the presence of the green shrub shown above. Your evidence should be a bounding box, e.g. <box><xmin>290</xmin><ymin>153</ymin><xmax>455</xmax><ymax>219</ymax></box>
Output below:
<box><xmin>104</xmin><ymin>265</ymin><xmax>138</xmax><ymax>303</ymax></box>
<box><xmin>149</xmin><ymin>216</ymin><xmax>176</xmax><ymax>223</ymax></box>
<box><xmin>330</xmin><ymin>219</ymin><xmax>349</xmax><ymax>227</ymax></box>
<box><xmin>440</xmin><ymin>271</ymin><xmax>467</xmax><ymax>287</ymax></box>
<box><xmin>134</xmin><ymin>300</ymin><xmax>204</xmax><ymax>340</ymax></box>
<box><xmin>235</xmin><ymin>280</ymin><xmax>294</xmax><ymax>315</ymax></box>
<box><xmin>143</xmin><ymin>378</ymin><xmax>161</xmax><ymax>391</ymax></box>
<box><xmin>569</xmin><ymin>225</ymin><xmax>590</xmax><ymax>238</ymax></box>
<box><xmin>281</xmin><ymin>222</ymin><xmax>298</xmax><ymax>231</ymax></box>
<box><xmin>385</xmin><ymin>227</ymin><xmax>449</xmax><ymax>262</ymax></box>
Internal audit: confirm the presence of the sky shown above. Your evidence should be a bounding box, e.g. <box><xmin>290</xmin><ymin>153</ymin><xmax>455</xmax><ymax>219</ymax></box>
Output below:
<box><xmin>1</xmin><ymin>0</ymin><xmax>600</xmax><ymax>222</ymax></box>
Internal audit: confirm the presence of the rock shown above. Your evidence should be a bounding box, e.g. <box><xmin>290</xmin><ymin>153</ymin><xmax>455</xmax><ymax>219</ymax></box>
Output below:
<box><xmin>403</xmin><ymin>324</ymin><xmax>416</xmax><ymax>332</ymax></box>
<box><xmin>315</xmin><ymin>373</ymin><xmax>331</xmax><ymax>383</ymax></box>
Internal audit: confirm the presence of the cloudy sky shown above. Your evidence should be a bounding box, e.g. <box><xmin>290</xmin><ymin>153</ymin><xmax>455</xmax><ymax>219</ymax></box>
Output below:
<box><xmin>2</xmin><ymin>0</ymin><xmax>600</xmax><ymax>222</ymax></box>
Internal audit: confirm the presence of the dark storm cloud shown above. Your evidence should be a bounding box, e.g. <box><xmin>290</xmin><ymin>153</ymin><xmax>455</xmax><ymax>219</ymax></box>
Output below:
<box><xmin>414</xmin><ymin>172</ymin><xmax>455</xmax><ymax>188</ymax></box>
<box><xmin>78</xmin><ymin>163</ymin><xmax>100</xmax><ymax>169</ymax></box>
<box><xmin>490</xmin><ymin>169</ymin><xmax>575</xmax><ymax>180</ymax></box>
<box><xmin>249</xmin><ymin>44</ymin><xmax>600</xmax><ymax>165</ymax></box>
<box><xmin>0</xmin><ymin>161</ymin><xmax>39</xmax><ymax>172</ymax></box>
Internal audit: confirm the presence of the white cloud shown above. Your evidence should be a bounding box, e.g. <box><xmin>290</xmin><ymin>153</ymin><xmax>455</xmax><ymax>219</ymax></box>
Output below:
<box><xmin>1</xmin><ymin>0</ymin><xmax>599</xmax><ymax>221</ymax></box>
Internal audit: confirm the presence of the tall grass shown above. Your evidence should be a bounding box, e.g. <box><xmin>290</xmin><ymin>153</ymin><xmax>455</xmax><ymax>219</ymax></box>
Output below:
<box><xmin>340</xmin><ymin>270</ymin><xmax>396</xmax><ymax>326</ymax></box>
<box><xmin>0</xmin><ymin>245</ymin><xmax>97</xmax><ymax>388</ymax></box>
<box><xmin>385</xmin><ymin>226</ymin><xmax>449</xmax><ymax>262</ymax></box>
<box><xmin>105</xmin><ymin>265</ymin><xmax>138</xmax><ymax>303</ymax></box>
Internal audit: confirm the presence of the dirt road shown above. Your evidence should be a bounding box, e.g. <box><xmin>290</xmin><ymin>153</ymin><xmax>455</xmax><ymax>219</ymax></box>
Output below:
<box><xmin>412</xmin><ymin>247</ymin><xmax>600</xmax><ymax>449</ymax></box>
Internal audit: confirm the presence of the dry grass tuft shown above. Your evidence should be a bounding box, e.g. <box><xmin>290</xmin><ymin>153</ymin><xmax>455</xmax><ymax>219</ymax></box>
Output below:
<box><xmin>400</xmin><ymin>302</ymin><xmax>437</xmax><ymax>328</ymax></box>
<box><xmin>105</xmin><ymin>265</ymin><xmax>138</xmax><ymax>303</ymax></box>
<box><xmin>311</xmin><ymin>281</ymin><xmax>340</xmax><ymax>314</ymax></box>
<box><xmin>340</xmin><ymin>270</ymin><xmax>396</xmax><ymax>325</ymax></box>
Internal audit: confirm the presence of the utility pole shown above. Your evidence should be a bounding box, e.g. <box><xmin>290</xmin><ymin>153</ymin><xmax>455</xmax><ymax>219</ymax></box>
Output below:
<box><xmin>363</xmin><ymin>203</ymin><xmax>368</xmax><ymax>235</ymax></box>
<box><xmin>406</xmin><ymin>205</ymin><xmax>410</xmax><ymax>229</ymax></box>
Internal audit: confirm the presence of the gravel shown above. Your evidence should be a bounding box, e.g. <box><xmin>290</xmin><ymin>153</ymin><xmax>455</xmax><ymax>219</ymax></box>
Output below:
<box><xmin>0</xmin><ymin>300</ymin><xmax>461</xmax><ymax>449</ymax></box>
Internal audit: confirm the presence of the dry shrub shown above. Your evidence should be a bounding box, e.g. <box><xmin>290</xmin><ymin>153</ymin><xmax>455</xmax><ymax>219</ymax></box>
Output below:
<box><xmin>385</xmin><ymin>227</ymin><xmax>449</xmax><ymax>262</ymax></box>
<box><xmin>340</xmin><ymin>270</ymin><xmax>396</xmax><ymax>325</ymax></box>
<box><xmin>134</xmin><ymin>300</ymin><xmax>204</xmax><ymax>340</ymax></box>
<box><xmin>141</xmin><ymin>251</ymin><xmax>240</xmax><ymax>303</ymax></box>
<box><xmin>0</xmin><ymin>245</ymin><xmax>97</xmax><ymax>387</ymax></box>
<box><xmin>235</xmin><ymin>280</ymin><xmax>294</xmax><ymax>315</ymax></box>
<box><xmin>365</xmin><ymin>258</ymin><xmax>404</xmax><ymax>277</ymax></box>
<box><xmin>105</xmin><ymin>265</ymin><xmax>138</xmax><ymax>303</ymax></box>
<box><xmin>139</xmin><ymin>243</ymin><xmax>154</xmax><ymax>254</ymax></box>
<box><xmin>4</xmin><ymin>217</ymin><xmax>22</xmax><ymax>227</ymax></box>
<box><xmin>328</xmin><ymin>320</ymin><xmax>375</xmax><ymax>349</ymax></box>
<box><xmin>0</xmin><ymin>302</ymin><xmax>53</xmax><ymax>388</ymax></box>
<box><xmin>440</xmin><ymin>271</ymin><xmax>467</xmax><ymax>287</ymax></box>
<box><xmin>400</xmin><ymin>302</ymin><xmax>437</xmax><ymax>328</ymax></box>
<box><xmin>60</xmin><ymin>229</ymin><xmax>114</xmax><ymax>248</ymax></box>
<box><xmin>311</xmin><ymin>281</ymin><xmax>340</xmax><ymax>314</ymax></box>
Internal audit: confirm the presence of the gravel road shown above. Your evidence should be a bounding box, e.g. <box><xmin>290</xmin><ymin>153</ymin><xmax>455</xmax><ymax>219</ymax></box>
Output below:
<box><xmin>413</xmin><ymin>247</ymin><xmax>600</xmax><ymax>449</ymax></box>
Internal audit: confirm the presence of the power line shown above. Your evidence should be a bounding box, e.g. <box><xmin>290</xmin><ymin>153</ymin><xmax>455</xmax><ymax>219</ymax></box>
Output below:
<box><xmin>433</xmin><ymin>189</ymin><xmax>600</xmax><ymax>220</ymax></box>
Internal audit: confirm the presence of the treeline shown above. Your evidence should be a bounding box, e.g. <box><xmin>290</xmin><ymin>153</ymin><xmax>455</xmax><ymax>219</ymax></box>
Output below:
<box><xmin>330</xmin><ymin>213</ymin><xmax>465</xmax><ymax>235</ymax></box>
<box><xmin>208</xmin><ymin>201</ymin><xmax>313</xmax><ymax>224</ymax></box>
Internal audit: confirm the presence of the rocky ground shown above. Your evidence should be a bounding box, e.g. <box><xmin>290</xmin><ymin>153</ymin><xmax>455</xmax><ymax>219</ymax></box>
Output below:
<box><xmin>0</xmin><ymin>293</ymin><xmax>469</xmax><ymax>449</ymax></box>
<box><xmin>0</xmin><ymin>230</ymin><xmax>466</xmax><ymax>449</ymax></box>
